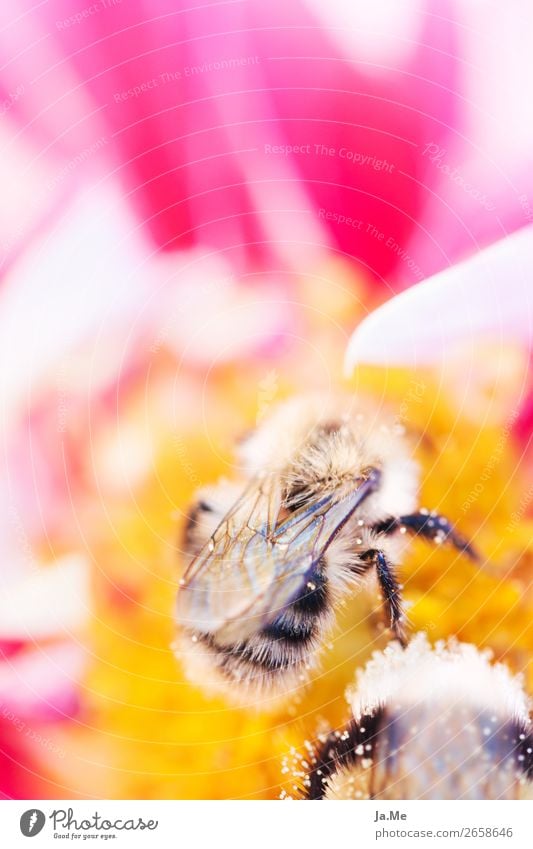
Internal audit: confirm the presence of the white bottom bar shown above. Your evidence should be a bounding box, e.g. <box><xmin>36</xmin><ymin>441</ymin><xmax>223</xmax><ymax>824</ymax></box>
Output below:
<box><xmin>1</xmin><ymin>800</ymin><xmax>532</xmax><ymax>848</ymax></box>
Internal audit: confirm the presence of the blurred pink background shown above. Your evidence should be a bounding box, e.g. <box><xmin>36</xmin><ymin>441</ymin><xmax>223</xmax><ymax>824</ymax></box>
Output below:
<box><xmin>0</xmin><ymin>0</ymin><xmax>531</xmax><ymax>799</ymax></box>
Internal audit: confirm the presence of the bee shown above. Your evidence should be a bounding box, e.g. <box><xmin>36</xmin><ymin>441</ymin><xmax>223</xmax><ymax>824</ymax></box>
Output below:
<box><xmin>296</xmin><ymin>634</ymin><xmax>533</xmax><ymax>800</ymax></box>
<box><xmin>175</xmin><ymin>395</ymin><xmax>476</xmax><ymax>702</ymax></box>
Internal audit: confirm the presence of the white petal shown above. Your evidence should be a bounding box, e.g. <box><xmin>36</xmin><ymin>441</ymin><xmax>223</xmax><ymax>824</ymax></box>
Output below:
<box><xmin>345</xmin><ymin>226</ymin><xmax>533</xmax><ymax>374</ymax></box>
<box><xmin>304</xmin><ymin>0</ymin><xmax>422</xmax><ymax>68</ymax></box>
<box><xmin>0</xmin><ymin>185</ymin><xmax>154</xmax><ymax>423</ymax></box>
<box><xmin>0</xmin><ymin>554</ymin><xmax>89</xmax><ymax>641</ymax></box>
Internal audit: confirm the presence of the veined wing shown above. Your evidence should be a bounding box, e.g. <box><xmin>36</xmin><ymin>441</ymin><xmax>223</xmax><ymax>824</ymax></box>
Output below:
<box><xmin>177</xmin><ymin>473</ymin><xmax>283</xmax><ymax>635</ymax></box>
<box><xmin>177</xmin><ymin>470</ymin><xmax>380</xmax><ymax>644</ymax></box>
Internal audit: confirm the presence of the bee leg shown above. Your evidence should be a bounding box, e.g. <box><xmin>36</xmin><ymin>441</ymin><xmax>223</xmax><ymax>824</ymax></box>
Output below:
<box><xmin>374</xmin><ymin>511</ymin><xmax>478</xmax><ymax>560</ymax></box>
<box><xmin>519</xmin><ymin>727</ymin><xmax>533</xmax><ymax>780</ymax></box>
<box><xmin>361</xmin><ymin>549</ymin><xmax>407</xmax><ymax>647</ymax></box>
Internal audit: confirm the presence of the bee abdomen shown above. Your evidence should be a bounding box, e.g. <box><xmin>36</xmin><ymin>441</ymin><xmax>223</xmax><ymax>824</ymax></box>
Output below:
<box><xmin>303</xmin><ymin>709</ymin><xmax>533</xmax><ymax>800</ymax></box>
<box><xmin>199</xmin><ymin>611</ymin><xmax>319</xmax><ymax>678</ymax></box>
<box><xmin>306</xmin><ymin>713</ymin><xmax>383</xmax><ymax>800</ymax></box>
<box><xmin>290</xmin><ymin>562</ymin><xmax>329</xmax><ymax>619</ymax></box>
<box><xmin>262</xmin><ymin>617</ymin><xmax>316</xmax><ymax>646</ymax></box>
<box><xmin>183</xmin><ymin>627</ymin><xmax>317</xmax><ymax>700</ymax></box>
<box><xmin>371</xmin><ymin>708</ymin><xmax>531</xmax><ymax>800</ymax></box>
<box><xmin>188</xmin><ymin>577</ymin><xmax>331</xmax><ymax>692</ymax></box>
<box><xmin>180</xmin><ymin>563</ymin><xmax>332</xmax><ymax>697</ymax></box>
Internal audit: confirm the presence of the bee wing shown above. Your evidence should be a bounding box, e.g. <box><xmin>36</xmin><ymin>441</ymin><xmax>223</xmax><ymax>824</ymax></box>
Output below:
<box><xmin>177</xmin><ymin>473</ymin><xmax>289</xmax><ymax>642</ymax></box>
<box><xmin>177</xmin><ymin>470</ymin><xmax>379</xmax><ymax>644</ymax></box>
<box><xmin>182</xmin><ymin>480</ymin><xmax>246</xmax><ymax>559</ymax></box>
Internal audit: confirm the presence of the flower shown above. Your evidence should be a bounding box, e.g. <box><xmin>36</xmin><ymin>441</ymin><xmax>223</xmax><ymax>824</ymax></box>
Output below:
<box><xmin>8</xmin><ymin>280</ymin><xmax>528</xmax><ymax>801</ymax></box>
<box><xmin>345</xmin><ymin>224</ymin><xmax>533</xmax><ymax>442</ymax></box>
<box><xmin>345</xmin><ymin>226</ymin><xmax>533</xmax><ymax>372</ymax></box>
<box><xmin>2</xmin><ymin>0</ymin><xmax>532</xmax><ymax>284</ymax></box>
<box><xmin>0</xmin><ymin>0</ymin><xmax>531</xmax><ymax>801</ymax></box>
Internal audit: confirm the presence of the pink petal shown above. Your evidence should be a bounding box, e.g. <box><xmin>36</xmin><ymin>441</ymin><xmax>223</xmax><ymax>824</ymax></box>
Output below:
<box><xmin>0</xmin><ymin>185</ymin><xmax>154</xmax><ymax>420</ymax></box>
<box><xmin>405</xmin><ymin>2</ymin><xmax>533</xmax><ymax>280</ymax></box>
<box><xmin>0</xmin><ymin>641</ymin><xmax>86</xmax><ymax>720</ymax></box>
<box><xmin>514</xmin><ymin>389</ymin><xmax>533</xmax><ymax>447</ymax></box>
<box><xmin>0</xmin><ymin>725</ymin><xmax>41</xmax><ymax>799</ymax></box>
<box><xmin>259</xmin><ymin>0</ymin><xmax>461</xmax><ymax>282</ymax></box>
<box><xmin>0</xmin><ymin>0</ymin><xmax>460</xmax><ymax>281</ymax></box>
<box><xmin>345</xmin><ymin>226</ymin><xmax>533</xmax><ymax>373</ymax></box>
<box><xmin>304</xmin><ymin>0</ymin><xmax>423</xmax><ymax>67</ymax></box>
<box><xmin>150</xmin><ymin>251</ymin><xmax>294</xmax><ymax>364</ymax></box>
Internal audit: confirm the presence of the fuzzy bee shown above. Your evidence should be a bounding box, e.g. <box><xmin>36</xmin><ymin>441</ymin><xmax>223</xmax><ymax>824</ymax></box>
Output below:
<box><xmin>175</xmin><ymin>395</ymin><xmax>475</xmax><ymax>702</ymax></box>
<box><xmin>296</xmin><ymin>635</ymin><xmax>533</xmax><ymax>800</ymax></box>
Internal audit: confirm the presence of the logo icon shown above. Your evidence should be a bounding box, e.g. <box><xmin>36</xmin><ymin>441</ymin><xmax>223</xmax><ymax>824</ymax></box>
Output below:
<box><xmin>20</xmin><ymin>810</ymin><xmax>46</xmax><ymax>837</ymax></box>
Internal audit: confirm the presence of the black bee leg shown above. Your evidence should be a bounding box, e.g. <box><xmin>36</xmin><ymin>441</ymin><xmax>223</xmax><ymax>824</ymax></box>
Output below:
<box><xmin>362</xmin><ymin>549</ymin><xmax>407</xmax><ymax>647</ymax></box>
<box><xmin>374</xmin><ymin>511</ymin><xmax>478</xmax><ymax>560</ymax></box>
<box><xmin>518</xmin><ymin>727</ymin><xmax>533</xmax><ymax>781</ymax></box>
